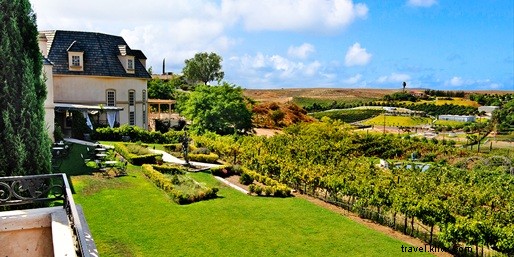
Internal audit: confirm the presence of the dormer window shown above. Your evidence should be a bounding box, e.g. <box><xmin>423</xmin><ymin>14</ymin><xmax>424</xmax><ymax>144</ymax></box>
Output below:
<box><xmin>67</xmin><ymin>41</ymin><xmax>84</xmax><ymax>71</ymax></box>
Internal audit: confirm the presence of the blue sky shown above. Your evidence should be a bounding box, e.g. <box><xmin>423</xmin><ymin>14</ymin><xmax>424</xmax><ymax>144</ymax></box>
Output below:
<box><xmin>31</xmin><ymin>0</ymin><xmax>513</xmax><ymax>90</ymax></box>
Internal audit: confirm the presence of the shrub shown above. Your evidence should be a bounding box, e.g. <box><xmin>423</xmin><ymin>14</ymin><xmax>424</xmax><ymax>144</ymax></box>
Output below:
<box><xmin>151</xmin><ymin>164</ymin><xmax>187</xmax><ymax>175</ymax></box>
<box><xmin>239</xmin><ymin>172</ymin><xmax>253</xmax><ymax>185</ymax></box>
<box><xmin>141</xmin><ymin>164</ymin><xmax>218</xmax><ymax>204</ymax></box>
<box><xmin>114</xmin><ymin>143</ymin><xmax>162</xmax><ymax>165</ymax></box>
<box><xmin>163</xmin><ymin>143</ymin><xmax>182</xmax><ymax>152</ymax></box>
<box><xmin>188</xmin><ymin>153</ymin><xmax>219</xmax><ymax>163</ymax></box>
<box><xmin>191</xmin><ymin>147</ymin><xmax>210</xmax><ymax>155</ymax></box>
<box><xmin>93</xmin><ymin>125</ymin><xmax>185</xmax><ymax>144</ymax></box>
<box><xmin>210</xmin><ymin>165</ymin><xmax>234</xmax><ymax>177</ymax></box>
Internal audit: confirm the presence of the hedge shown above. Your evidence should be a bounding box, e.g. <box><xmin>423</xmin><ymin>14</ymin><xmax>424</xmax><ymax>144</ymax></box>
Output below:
<box><xmin>188</xmin><ymin>153</ymin><xmax>219</xmax><ymax>164</ymax></box>
<box><xmin>242</xmin><ymin>167</ymin><xmax>292</xmax><ymax>197</ymax></box>
<box><xmin>210</xmin><ymin>165</ymin><xmax>242</xmax><ymax>178</ymax></box>
<box><xmin>141</xmin><ymin>164</ymin><xmax>218</xmax><ymax>204</ymax></box>
<box><xmin>114</xmin><ymin>143</ymin><xmax>162</xmax><ymax>165</ymax></box>
<box><xmin>151</xmin><ymin>164</ymin><xmax>187</xmax><ymax>175</ymax></box>
<box><xmin>94</xmin><ymin>125</ymin><xmax>184</xmax><ymax>144</ymax></box>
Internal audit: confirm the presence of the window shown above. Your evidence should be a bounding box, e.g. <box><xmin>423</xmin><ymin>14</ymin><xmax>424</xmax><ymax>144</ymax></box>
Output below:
<box><xmin>128</xmin><ymin>59</ymin><xmax>134</xmax><ymax>70</ymax></box>
<box><xmin>142</xmin><ymin>90</ymin><xmax>147</xmax><ymax>128</ymax></box>
<box><xmin>128</xmin><ymin>90</ymin><xmax>135</xmax><ymax>125</ymax></box>
<box><xmin>106</xmin><ymin>90</ymin><xmax>116</xmax><ymax>106</ymax></box>
<box><xmin>71</xmin><ymin>56</ymin><xmax>81</xmax><ymax>67</ymax></box>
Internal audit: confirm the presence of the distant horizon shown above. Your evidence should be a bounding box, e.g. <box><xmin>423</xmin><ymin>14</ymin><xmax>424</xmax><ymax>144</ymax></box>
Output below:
<box><xmin>240</xmin><ymin>86</ymin><xmax>514</xmax><ymax>92</ymax></box>
<box><xmin>32</xmin><ymin>0</ymin><xmax>513</xmax><ymax>90</ymax></box>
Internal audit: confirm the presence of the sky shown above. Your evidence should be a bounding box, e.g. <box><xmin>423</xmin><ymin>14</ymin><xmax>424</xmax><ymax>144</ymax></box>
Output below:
<box><xmin>31</xmin><ymin>0</ymin><xmax>514</xmax><ymax>90</ymax></box>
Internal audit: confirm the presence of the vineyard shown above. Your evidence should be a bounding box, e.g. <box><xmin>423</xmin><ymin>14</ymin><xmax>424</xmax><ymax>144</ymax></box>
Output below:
<box><xmin>193</xmin><ymin>121</ymin><xmax>514</xmax><ymax>256</ymax></box>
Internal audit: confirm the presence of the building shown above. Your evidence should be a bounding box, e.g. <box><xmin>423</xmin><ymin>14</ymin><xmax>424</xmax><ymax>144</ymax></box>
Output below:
<box><xmin>438</xmin><ymin>115</ymin><xmax>476</xmax><ymax>122</ymax></box>
<box><xmin>39</xmin><ymin>30</ymin><xmax>151</xmax><ymax>138</ymax></box>
<box><xmin>478</xmin><ymin>106</ymin><xmax>499</xmax><ymax>116</ymax></box>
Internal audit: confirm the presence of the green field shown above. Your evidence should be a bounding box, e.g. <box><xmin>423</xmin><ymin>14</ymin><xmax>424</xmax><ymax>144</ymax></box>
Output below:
<box><xmin>412</xmin><ymin>97</ymin><xmax>480</xmax><ymax>107</ymax></box>
<box><xmin>362</xmin><ymin>115</ymin><xmax>432</xmax><ymax>127</ymax></box>
<box><xmin>71</xmin><ymin>166</ymin><xmax>428</xmax><ymax>257</ymax></box>
<box><xmin>311</xmin><ymin>109</ymin><xmax>382</xmax><ymax>123</ymax></box>
<box><xmin>433</xmin><ymin>119</ymin><xmax>468</xmax><ymax>127</ymax></box>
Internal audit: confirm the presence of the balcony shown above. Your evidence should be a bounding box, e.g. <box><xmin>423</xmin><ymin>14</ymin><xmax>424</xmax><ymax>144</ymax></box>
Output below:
<box><xmin>0</xmin><ymin>173</ymin><xmax>97</xmax><ymax>257</ymax></box>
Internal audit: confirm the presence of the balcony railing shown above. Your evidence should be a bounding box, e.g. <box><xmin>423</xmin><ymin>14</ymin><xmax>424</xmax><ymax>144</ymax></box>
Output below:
<box><xmin>0</xmin><ymin>173</ymin><xmax>94</xmax><ymax>257</ymax></box>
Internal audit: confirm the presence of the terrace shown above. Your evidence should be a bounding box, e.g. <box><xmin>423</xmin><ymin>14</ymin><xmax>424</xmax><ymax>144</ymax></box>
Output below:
<box><xmin>0</xmin><ymin>173</ymin><xmax>97</xmax><ymax>257</ymax></box>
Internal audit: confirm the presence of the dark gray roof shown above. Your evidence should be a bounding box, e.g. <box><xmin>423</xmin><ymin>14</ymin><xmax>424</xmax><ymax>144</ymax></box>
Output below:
<box><xmin>43</xmin><ymin>57</ymin><xmax>53</xmax><ymax>65</ymax></box>
<box><xmin>132</xmin><ymin>50</ymin><xmax>147</xmax><ymax>60</ymax></box>
<box><xmin>43</xmin><ymin>30</ymin><xmax>151</xmax><ymax>79</ymax></box>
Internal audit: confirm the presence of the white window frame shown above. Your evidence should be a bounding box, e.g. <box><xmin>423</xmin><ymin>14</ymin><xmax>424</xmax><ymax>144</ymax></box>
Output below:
<box><xmin>127</xmin><ymin>59</ymin><xmax>134</xmax><ymax>70</ymax></box>
<box><xmin>71</xmin><ymin>56</ymin><xmax>81</xmax><ymax>67</ymax></box>
<box><xmin>128</xmin><ymin>90</ymin><xmax>135</xmax><ymax>125</ymax></box>
<box><xmin>106</xmin><ymin>90</ymin><xmax>116</xmax><ymax>106</ymax></box>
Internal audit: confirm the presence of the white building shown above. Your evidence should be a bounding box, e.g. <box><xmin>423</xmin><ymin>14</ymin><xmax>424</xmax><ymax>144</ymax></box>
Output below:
<box><xmin>39</xmin><ymin>30</ymin><xmax>151</xmax><ymax>139</ymax></box>
<box><xmin>438</xmin><ymin>115</ymin><xmax>476</xmax><ymax>122</ymax></box>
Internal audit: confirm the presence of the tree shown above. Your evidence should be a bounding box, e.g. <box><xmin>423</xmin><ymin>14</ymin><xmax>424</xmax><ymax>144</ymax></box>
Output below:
<box><xmin>177</xmin><ymin>82</ymin><xmax>252</xmax><ymax>135</ymax></box>
<box><xmin>148</xmin><ymin>78</ymin><xmax>176</xmax><ymax>99</ymax></box>
<box><xmin>402</xmin><ymin>81</ymin><xmax>407</xmax><ymax>92</ymax></box>
<box><xmin>0</xmin><ymin>0</ymin><xmax>52</xmax><ymax>176</ymax></box>
<box><xmin>182</xmin><ymin>52</ymin><xmax>224</xmax><ymax>85</ymax></box>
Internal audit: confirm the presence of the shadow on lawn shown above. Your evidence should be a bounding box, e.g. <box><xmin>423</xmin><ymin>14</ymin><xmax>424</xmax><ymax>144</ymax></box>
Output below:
<box><xmin>54</xmin><ymin>142</ymin><xmax>98</xmax><ymax>194</ymax></box>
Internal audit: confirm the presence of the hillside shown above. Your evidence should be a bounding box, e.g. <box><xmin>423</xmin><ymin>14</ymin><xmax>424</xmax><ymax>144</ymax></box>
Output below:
<box><xmin>244</xmin><ymin>88</ymin><xmax>398</xmax><ymax>103</ymax></box>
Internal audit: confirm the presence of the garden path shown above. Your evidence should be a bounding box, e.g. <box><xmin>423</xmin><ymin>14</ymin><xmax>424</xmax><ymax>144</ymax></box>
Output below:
<box><xmin>149</xmin><ymin>149</ymin><xmax>221</xmax><ymax>169</ymax></box>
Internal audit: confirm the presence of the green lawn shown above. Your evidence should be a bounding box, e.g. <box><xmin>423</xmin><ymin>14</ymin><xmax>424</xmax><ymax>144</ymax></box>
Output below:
<box><xmin>71</xmin><ymin>166</ymin><xmax>430</xmax><ymax>257</ymax></box>
<box><xmin>362</xmin><ymin>115</ymin><xmax>432</xmax><ymax>127</ymax></box>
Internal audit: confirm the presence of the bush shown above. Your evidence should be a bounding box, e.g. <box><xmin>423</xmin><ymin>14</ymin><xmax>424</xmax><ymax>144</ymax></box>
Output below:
<box><xmin>114</xmin><ymin>143</ymin><xmax>162</xmax><ymax>165</ymax></box>
<box><xmin>151</xmin><ymin>164</ymin><xmax>187</xmax><ymax>175</ymax></box>
<box><xmin>191</xmin><ymin>147</ymin><xmax>210</xmax><ymax>155</ymax></box>
<box><xmin>239</xmin><ymin>172</ymin><xmax>253</xmax><ymax>185</ymax></box>
<box><xmin>93</xmin><ymin>125</ymin><xmax>185</xmax><ymax>144</ymax></box>
<box><xmin>163</xmin><ymin>143</ymin><xmax>182</xmax><ymax>152</ymax></box>
<box><xmin>141</xmin><ymin>164</ymin><xmax>218</xmax><ymax>204</ymax></box>
<box><xmin>188</xmin><ymin>153</ymin><xmax>219</xmax><ymax>163</ymax></box>
<box><xmin>210</xmin><ymin>165</ymin><xmax>234</xmax><ymax>177</ymax></box>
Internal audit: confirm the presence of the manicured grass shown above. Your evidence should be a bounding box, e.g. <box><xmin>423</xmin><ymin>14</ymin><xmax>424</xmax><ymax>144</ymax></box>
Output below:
<box><xmin>72</xmin><ymin>167</ymin><xmax>430</xmax><ymax>257</ymax></box>
<box><xmin>434</xmin><ymin>119</ymin><xmax>468</xmax><ymax>127</ymax></box>
<box><xmin>362</xmin><ymin>115</ymin><xmax>432</xmax><ymax>127</ymax></box>
<box><xmin>100</xmin><ymin>141</ymin><xmax>167</xmax><ymax>152</ymax></box>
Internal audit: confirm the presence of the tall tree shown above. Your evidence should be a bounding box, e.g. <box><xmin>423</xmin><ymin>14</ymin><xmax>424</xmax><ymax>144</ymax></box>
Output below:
<box><xmin>182</xmin><ymin>52</ymin><xmax>224</xmax><ymax>85</ymax></box>
<box><xmin>176</xmin><ymin>82</ymin><xmax>252</xmax><ymax>135</ymax></box>
<box><xmin>0</xmin><ymin>0</ymin><xmax>51</xmax><ymax>176</ymax></box>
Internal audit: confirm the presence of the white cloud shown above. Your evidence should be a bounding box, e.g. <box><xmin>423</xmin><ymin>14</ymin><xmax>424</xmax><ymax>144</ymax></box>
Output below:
<box><xmin>288</xmin><ymin>43</ymin><xmax>315</xmax><ymax>59</ymax></box>
<box><xmin>377</xmin><ymin>73</ymin><xmax>411</xmax><ymax>83</ymax></box>
<box><xmin>343</xmin><ymin>74</ymin><xmax>362</xmax><ymax>84</ymax></box>
<box><xmin>222</xmin><ymin>0</ymin><xmax>368</xmax><ymax>32</ymax></box>
<box><xmin>446</xmin><ymin>76</ymin><xmax>464</xmax><ymax>86</ymax></box>
<box><xmin>344</xmin><ymin>43</ymin><xmax>372</xmax><ymax>66</ymax></box>
<box><xmin>407</xmin><ymin>0</ymin><xmax>437</xmax><ymax>8</ymax></box>
<box><xmin>226</xmin><ymin>53</ymin><xmax>327</xmax><ymax>87</ymax></box>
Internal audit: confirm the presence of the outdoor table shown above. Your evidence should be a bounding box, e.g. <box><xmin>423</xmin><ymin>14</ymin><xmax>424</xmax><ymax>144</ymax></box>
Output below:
<box><xmin>95</xmin><ymin>148</ymin><xmax>107</xmax><ymax>152</ymax></box>
<box><xmin>95</xmin><ymin>153</ymin><xmax>107</xmax><ymax>160</ymax></box>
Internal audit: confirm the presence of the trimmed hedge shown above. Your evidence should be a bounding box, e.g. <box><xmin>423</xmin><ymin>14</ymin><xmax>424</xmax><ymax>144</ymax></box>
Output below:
<box><xmin>94</xmin><ymin>125</ymin><xmax>184</xmax><ymax>144</ymax></box>
<box><xmin>210</xmin><ymin>165</ymin><xmax>241</xmax><ymax>178</ymax></box>
<box><xmin>142</xmin><ymin>165</ymin><xmax>218</xmax><ymax>204</ymax></box>
<box><xmin>114</xmin><ymin>143</ymin><xmax>162</xmax><ymax>165</ymax></box>
<box><xmin>188</xmin><ymin>153</ymin><xmax>219</xmax><ymax>164</ymax></box>
<box><xmin>242</xmin><ymin>167</ymin><xmax>292</xmax><ymax>197</ymax></box>
<box><xmin>151</xmin><ymin>164</ymin><xmax>187</xmax><ymax>175</ymax></box>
